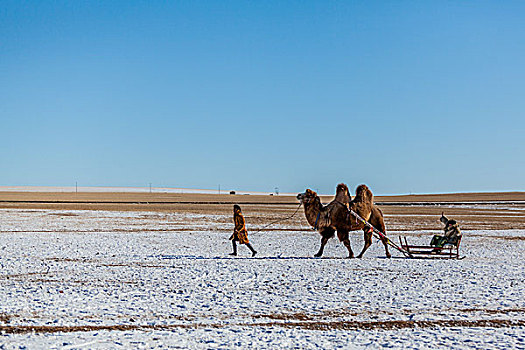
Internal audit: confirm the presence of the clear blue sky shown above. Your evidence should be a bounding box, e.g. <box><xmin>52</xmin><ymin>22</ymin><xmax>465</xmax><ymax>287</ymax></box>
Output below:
<box><xmin>1</xmin><ymin>1</ymin><xmax>524</xmax><ymax>194</ymax></box>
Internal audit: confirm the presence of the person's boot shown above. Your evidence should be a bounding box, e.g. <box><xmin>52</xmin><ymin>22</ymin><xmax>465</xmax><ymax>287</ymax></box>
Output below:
<box><xmin>229</xmin><ymin>241</ymin><xmax>237</xmax><ymax>256</ymax></box>
<box><xmin>246</xmin><ymin>243</ymin><xmax>257</xmax><ymax>257</ymax></box>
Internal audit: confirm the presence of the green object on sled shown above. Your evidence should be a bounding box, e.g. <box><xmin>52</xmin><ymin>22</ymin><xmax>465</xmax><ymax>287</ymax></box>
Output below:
<box><xmin>430</xmin><ymin>235</ymin><xmax>455</xmax><ymax>248</ymax></box>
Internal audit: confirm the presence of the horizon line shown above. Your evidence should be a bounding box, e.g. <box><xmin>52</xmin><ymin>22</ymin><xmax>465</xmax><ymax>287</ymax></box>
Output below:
<box><xmin>0</xmin><ymin>185</ymin><xmax>523</xmax><ymax>197</ymax></box>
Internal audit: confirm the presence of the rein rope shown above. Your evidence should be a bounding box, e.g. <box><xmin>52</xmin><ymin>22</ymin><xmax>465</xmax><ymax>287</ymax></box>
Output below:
<box><xmin>314</xmin><ymin>212</ymin><xmax>320</xmax><ymax>230</ymax></box>
<box><xmin>251</xmin><ymin>202</ymin><xmax>303</xmax><ymax>234</ymax></box>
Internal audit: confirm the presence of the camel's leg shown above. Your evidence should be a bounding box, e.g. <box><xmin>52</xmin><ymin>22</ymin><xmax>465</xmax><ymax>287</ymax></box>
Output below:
<box><xmin>369</xmin><ymin>207</ymin><xmax>391</xmax><ymax>258</ymax></box>
<box><xmin>314</xmin><ymin>236</ymin><xmax>329</xmax><ymax>257</ymax></box>
<box><xmin>337</xmin><ymin>229</ymin><xmax>354</xmax><ymax>258</ymax></box>
<box><xmin>379</xmin><ymin>235</ymin><xmax>391</xmax><ymax>258</ymax></box>
<box><xmin>315</xmin><ymin>228</ymin><xmax>334</xmax><ymax>257</ymax></box>
<box><xmin>356</xmin><ymin>228</ymin><xmax>373</xmax><ymax>258</ymax></box>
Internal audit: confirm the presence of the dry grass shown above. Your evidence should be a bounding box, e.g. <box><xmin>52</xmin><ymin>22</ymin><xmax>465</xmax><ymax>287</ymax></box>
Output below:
<box><xmin>1</xmin><ymin>191</ymin><xmax>524</xmax><ymax>231</ymax></box>
<box><xmin>1</xmin><ymin>190</ymin><xmax>524</xmax><ymax>204</ymax></box>
<box><xmin>0</xmin><ymin>318</ymin><xmax>523</xmax><ymax>334</ymax></box>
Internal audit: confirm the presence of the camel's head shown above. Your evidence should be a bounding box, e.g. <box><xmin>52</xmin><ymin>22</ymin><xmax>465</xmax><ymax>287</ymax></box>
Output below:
<box><xmin>297</xmin><ymin>188</ymin><xmax>318</xmax><ymax>205</ymax></box>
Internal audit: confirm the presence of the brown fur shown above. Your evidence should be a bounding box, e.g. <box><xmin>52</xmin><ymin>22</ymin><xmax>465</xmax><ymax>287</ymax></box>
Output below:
<box><xmin>336</xmin><ymin>184</ymin><xmax>390</xmax><ymax>258</ymax></box>
<box><xmin>334</xmin><ymin>183</ymin><xmax>351</xmax><ymax>208</ymax></box>
<box><xmin>297</xmin><ymin>187</ymin><xmax>353</xmax><ymax>257</ymax></box>
<box><xmin>297</xmin><ymin>184</ymin><xmax>391</xmax><ymax>258</ymax></box>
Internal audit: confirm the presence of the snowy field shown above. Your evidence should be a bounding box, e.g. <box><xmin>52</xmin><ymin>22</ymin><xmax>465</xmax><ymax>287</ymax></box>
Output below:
<box><xmin>0</xmin><ymin>209</ymin><xmax>524</xmax><ymax>349</ymax></box>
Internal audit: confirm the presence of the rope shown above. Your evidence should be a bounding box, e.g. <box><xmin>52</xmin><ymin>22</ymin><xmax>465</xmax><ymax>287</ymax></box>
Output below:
<box><xmin>250</xmin><ymin>203</ymin><xmax>303</xmax><ymax>234</ymax></box>
<box><xmin>314</xmin><ymin>212</ymin><xmax>320</xmax><ymax>230</ymax></box>
<box><xmin>349</xmin><ymin>209</ymin><xmax>410</xmax><ymax>256</ymax></box>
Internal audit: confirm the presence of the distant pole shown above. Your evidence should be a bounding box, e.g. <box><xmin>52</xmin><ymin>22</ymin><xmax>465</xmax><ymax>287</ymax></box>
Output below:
<box><xmin>149</xmin><ymin>183</ymin><xmax>152</xmax><ymax>193</ymax></box>
<box><xmin>218</xmin><ymin>184</ymin><xmax>221</xmax><ymax>195</ymax></box>
<box><xmin>75</xmin><ymin>181</ymin><xmax>78</xmax><ymax>193</ymax></box>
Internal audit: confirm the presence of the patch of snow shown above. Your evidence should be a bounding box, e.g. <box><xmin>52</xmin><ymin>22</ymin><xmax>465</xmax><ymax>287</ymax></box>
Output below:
<box><xmin>0</xmin><ymin>209</ymin><xmax>523</xmax><ymax>349</ymax></box>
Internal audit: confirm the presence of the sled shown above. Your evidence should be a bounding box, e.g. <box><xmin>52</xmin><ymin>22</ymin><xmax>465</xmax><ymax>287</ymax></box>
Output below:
<box><xmin>399</xmin><ymin>236</ymin><xmax>463</xmax><ymax>259</ymax></box>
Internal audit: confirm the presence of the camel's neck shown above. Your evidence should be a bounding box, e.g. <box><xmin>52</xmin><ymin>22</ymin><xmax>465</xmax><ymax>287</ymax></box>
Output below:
<box><xmin>303</xmin><ymin>199</ymin><xmax>323</xmax><ymax>228</ymax></box>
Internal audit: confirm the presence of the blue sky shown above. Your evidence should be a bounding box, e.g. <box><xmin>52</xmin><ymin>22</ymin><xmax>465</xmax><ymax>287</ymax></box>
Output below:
<box><xmin>1</xmin><ymin>1</ymin><xmax>524</xmax><ymax>194</ymax></box>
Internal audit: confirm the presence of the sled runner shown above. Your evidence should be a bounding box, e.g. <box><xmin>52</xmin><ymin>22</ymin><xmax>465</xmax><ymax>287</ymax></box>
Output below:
<box><xmin>399</xmin><ymin>235</ymin><xmax>463</xmax><ymax>259</ymax></box>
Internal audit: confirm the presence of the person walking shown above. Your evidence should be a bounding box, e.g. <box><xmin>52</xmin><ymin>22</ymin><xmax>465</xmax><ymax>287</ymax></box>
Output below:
<box><xmin>229</xmin><ymin>204</ymin><xmax>257</xmax><ymax>257</ymax></box>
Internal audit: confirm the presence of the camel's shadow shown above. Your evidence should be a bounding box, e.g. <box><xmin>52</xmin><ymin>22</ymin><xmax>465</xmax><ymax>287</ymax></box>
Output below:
<box><xmin>151</xmin><ymin>255</ymin><xmax>387</xmax><ymax>260</ymax></box>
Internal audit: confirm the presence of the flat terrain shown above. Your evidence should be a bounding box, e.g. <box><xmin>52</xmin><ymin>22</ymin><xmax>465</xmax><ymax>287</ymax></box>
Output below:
<box><xmin>1</xmin><ymin>191</ymin><xmax>525</xmax><ymax>231</ymax></box>
<box><xmin>0</xmin><ymin>191</ymin><xmax>524</xmax><ymax>348</ymax></box>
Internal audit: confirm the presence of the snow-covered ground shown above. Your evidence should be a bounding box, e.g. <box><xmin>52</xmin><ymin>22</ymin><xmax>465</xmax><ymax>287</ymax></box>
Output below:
<box><xmin>0</xmin><ymin>209</ymin><xmax>523</xmax><ymax>349</ymax></box>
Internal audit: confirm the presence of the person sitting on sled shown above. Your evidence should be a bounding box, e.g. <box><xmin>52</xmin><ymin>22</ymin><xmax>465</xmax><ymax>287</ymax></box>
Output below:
<box><xmin>431</xmin><ymin>213</ymin><xmax>462</xmax><ymax>248</ymax></box>
<box><xmin>229</xmin><ymin>204</ymin><xmax>257</xmax><ymax>257</ymax></box>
